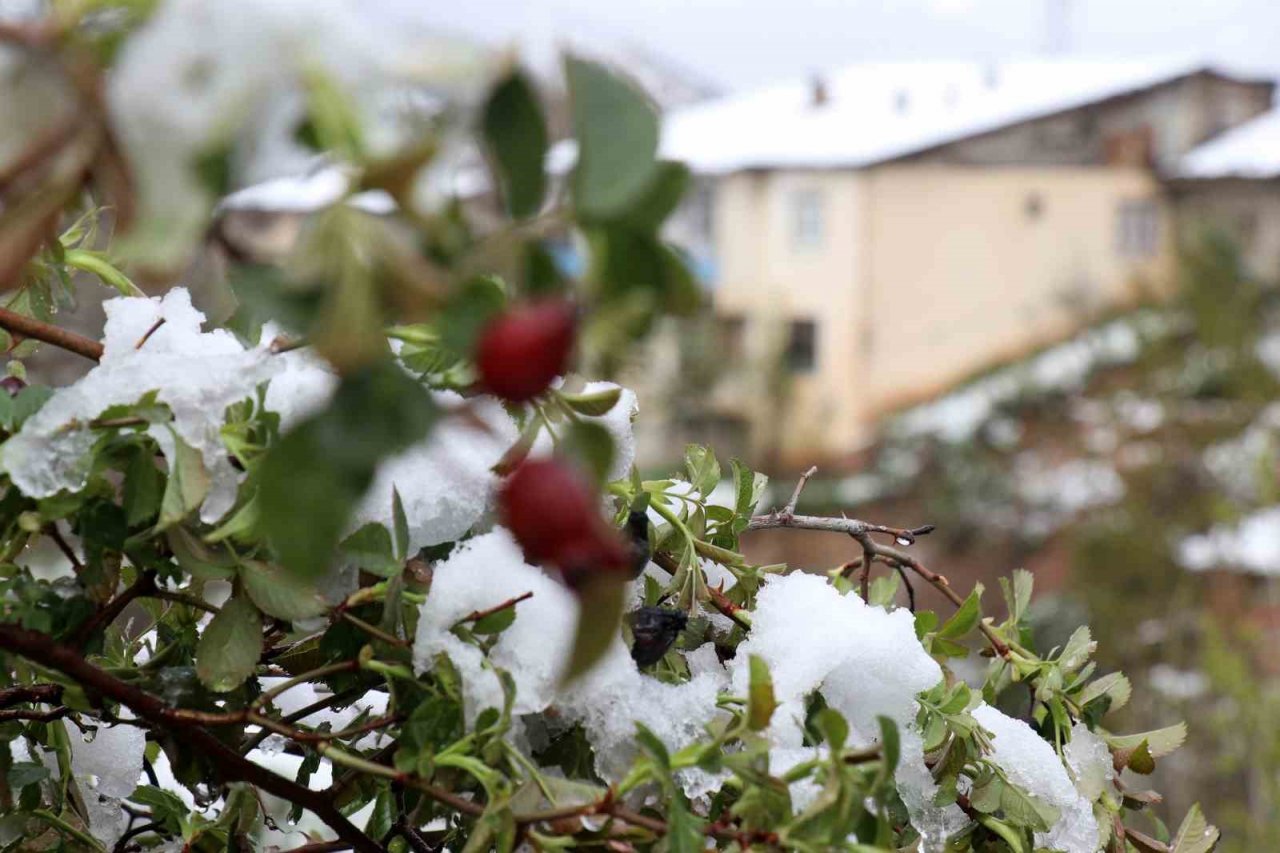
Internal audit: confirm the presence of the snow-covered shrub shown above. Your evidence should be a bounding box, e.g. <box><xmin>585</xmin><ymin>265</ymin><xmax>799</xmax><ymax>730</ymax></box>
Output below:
<box><xmin>0</xmin><ymin>3</ymin><xmax>1213</xmax><ymax>851</ymax></box>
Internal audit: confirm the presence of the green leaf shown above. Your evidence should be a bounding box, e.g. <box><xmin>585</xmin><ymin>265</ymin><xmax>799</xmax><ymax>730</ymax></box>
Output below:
<box><xmin>1171</xmin><ymin>804</ymin><xmax>1218</xmax><ymax>853</ymax></box>
<box><xmin>937</xmin><ymin>587</ymin><xmax>982</xmax><ymax>639</ymax></box>
<box><xmin>123</xmin><ymin>447</ymin><xmax>164</xmax><ymax>527</ymax></box>
<box><xmin>562</xmin><ymin>577</ymin><xmax>625</xmax><ymax>683</ymax></box>
<box><xmin>7</xmin><ymin>762</ymin><xmax>49</xmax><ymax>791</ymax></box>
<box><xmin>1105</xmin><ymin>723</ymin><xmax>1186</xmax><ymax>759</ymax></box>
<box><xmin>156</xmin><ymin>428</ymin><xmax>211</xmax><ymax>531</ymax></box>
<box><xmin>1000</xmin><ymin>569</ymin><xmax>1034</xmax><ymax>623</ymax></box>
<box><xmin>128</xmin><ymin>785</ymin><xmax>188</xmax><ymax>834</ymax></box>
<box><xmin>472</xmin><ymin>605</ymin><xmax>518</xmax><ymax>635</ymax></box>
<box><xmin>1124</xmin><ymin>739</ymin><xmax>1156</xmax><ymax>775</ymax></box>
<box><xmin>1077</xmin><ymin>671</ymin><xmax>1131</xmax><ymax>712</ymax></box>
<box><xmin>391</xmin><ymin>487</ymin><xmax>409</xmax><ymax>561</ymax></box>
<box><xmin>730</xmin><ymin>458</ymin><xmax>768</xmax><ymax>517</ymax></box>
<box><xmin>559</xmin><ymin>385</ymin><xmax>622</xmax><ymax>417</ymax></box>
<box><xmin>63</xmin><ymin>248</ymin><xmax>142</xmax><ymax>297</ymax></box>
<box><xmin>683</xmin><ymin>444</ymin><xmax>720</xmax><ymax>496</ymax></box>
<box><xmin>483</xmin><ymin>71</ymin><xmax>548</xmax><ymax>219</ymax></box>
<box><xmin>166</xmin><ymin>525</ymin><xmax>237</xmax><ymax>581</ymax></box>
<box><xmin>747</xmin><ymin>654</ymin><xmax>776</xmax><ymax>731</ymax></box>
<box><xmin>238</xmin><ymin>559</ymin><xmax>328</xmax><ymax>621</ymax></box>
<box><xmin>196</xmin><ymin>596</ymin><xmax>263</xmax><ymax>692</ymax></box>
<box><xmin>618</xmin><ymin>161</ymin><xmax>691</xmax><ymax>230</ymax></box>
<box><xmin>1057</xmin><ymin>626</ymin><xmax>1095</xmax><ymax>672</ymax></box>
<box><xmin>998</xmin><ymin>777</ymin><xmax>1059</xmax><ymax>832</ymax></box>
<box><xmin>874</xmin><ymin>715</ymin><xmax>900</xmax><ymax>786</ymax></box>
<box><xmin>561</xmin><ymin>420</ymin><xmax>615</xmax><ymax>485</ymax></box>
<box><xmin>340</xmin><ymin>523</ymin><xmax>400</xmax><ymax>577</ymax></box>
<box><xmin>399</xmin><ymin>694</ymin><xmax>464</xmax><ymax>759</ymax></box>
<box><xmin>259</xmin><ymin>360</ymin><xmax>437</xmax><ymax>578</ymax></box>
<box><xmin>566</xmin><ymin>56</ymin><xmax>660</xmax><ymax>221</ymax></box>
<box><xmin>437</xmin><ymin>275</ymin><xmax>507</xmax><ymax>357</ymax></box>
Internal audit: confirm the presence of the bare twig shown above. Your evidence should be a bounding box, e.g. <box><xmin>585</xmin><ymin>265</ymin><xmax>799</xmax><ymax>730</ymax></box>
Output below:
<box><xmin>134</xmin><ymin>317</ymin><xmax>165</xmax><ymax>350</ymax></box>
<box><xmin>45</xmin><ymin>525</ymin><xmax>83</xmax><ymax>574</ymax></box>
<box><xmin>0</xmin><ymin>683</ymin><xmax>62</xmax><ymax>709</ymax></box>
<box><xmin>652</xmin><ymin>551</ymin><xmax>750</xmax><ymax>631</ymax></box>
<box><xmin>70</xmin><ymin>570</ymin><xmax>157</xmax><ymax>648</ymax></box>
<box><xmin>458</xmin><ymin>591</ymin><xmax>534</xmax><ymax>624</ymax></box>
<box><xmin>782</xmin><ymin>465</ymin><xmax>818</xmax><ymax>516</ymax></box>
<box><xmin>339</xmin><ymin>610</ymin><xmax>407</xmax><ymax>647</ymax></box>
<box><xmin>0</xmin><ymin>306</ymin><xmax>103</xmax><ymax>361</ymax></box>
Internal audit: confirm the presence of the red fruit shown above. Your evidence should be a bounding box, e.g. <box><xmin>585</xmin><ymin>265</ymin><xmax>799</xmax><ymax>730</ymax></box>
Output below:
<box><xmin>475</xmin><ymin>300</ymin><xmax>576</xmax><ymax>402</ymax></box>
<box><xmin>0</xmin><ymin>376</ymin><xmax>25</xmax><ymax>397</ymax></box>
<box><xmin>499</xmin><ymin>459</ymin><xmax>597</xmax><ymax>564</ymax></box>
<box><xmin>498</xmin><ymin>458</ymin><xmax>631</xmax><ymax>588</ymax></box>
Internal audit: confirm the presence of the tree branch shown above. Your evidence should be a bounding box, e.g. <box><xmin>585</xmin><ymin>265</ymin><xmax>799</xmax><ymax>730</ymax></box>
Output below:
<box><xmin>0</xmin><ymin>306</ymin><xmax>103</xmax><ymax>361</ymax></box>
<box><xmin>458</xmin><ymin>591</ymin><xmax>533</xmax><ymax>624</ymax></box>
<box><xmin>0</xmin><ymin>624</ymin><xmax>381</xmax><ymax>853</ymax></box>
<box><xmin>70</xmin><ymin>570</ymin><xmax>157</xmax><ymax>648</ymax></box>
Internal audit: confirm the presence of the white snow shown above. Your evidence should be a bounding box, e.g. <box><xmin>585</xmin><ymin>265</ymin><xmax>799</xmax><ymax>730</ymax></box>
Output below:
<box><xmin>218</xmin><ymin>163</ymin><xmax>395</xmax><ymax>215</ymax></box>
<box><xmin>2</xmin><ymin>289</ymin><xmax>276</xmax><ymax>522</ymax></box>
<box><xmin>413</xmin><ymin>528</ymin><xmax>578</xmax><ymax>716</ymax></box>
<box><xmin>727</xmin><ymin>571</ymin><xmax>964</xmax><ymax>843</ymax></box>
<box><xmin>63</xmin><ymin>721</ymin><xmax>147</xmax><ymax>847</ymax></box>
<box><xmin>972</xmin><ymin>704</ymin><xmax>1100</xmax><ymax>853</ymax></box>
<box><xmin>351</xmin><ymin>392</ymin><xmax>517</xmax><ymax>553</ymax></box>
<box><xmin>413</xmin><ymin>528</ymin><xmax>730</xmax><ymax>785</ymax></box>
<box><xmin>579</xmin><ymin>381</ymin><xmax>639</xmax><ymax>481</ymax></box>
<box><xmin>893</xmin><ymin>317</ymin><xmax>1146</xmax><ymax>442</ymax></box>
<box><xmin>1176</xmin><ymin>106</ymin><xmax>1280</xmax><ymax>180</ymax></box>
<box><xmin>1176</xmin><ymin>505</ymin><xmax>1280</xmax><ymax>575</ymax></box>
<box><xmin>665</xmin><ymin>58</ymin><xmax>1229</xmax><ymax>174</ymax></box>
<box><xmin>1063</xmin><ymin>722</ymin><xmax>1114</xmax><ymax>802</ymax></box>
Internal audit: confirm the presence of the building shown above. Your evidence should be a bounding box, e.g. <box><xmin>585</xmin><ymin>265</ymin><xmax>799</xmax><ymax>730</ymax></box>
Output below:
<box><xmin>654</xmin><ymin>59</ymin><xmax>1275</xmax><ymax>467</ymax></box>
<box><xmin>1170</xmin><ymin>107</ymin><xmax>1280</xmax><ymax>279</ymax></box>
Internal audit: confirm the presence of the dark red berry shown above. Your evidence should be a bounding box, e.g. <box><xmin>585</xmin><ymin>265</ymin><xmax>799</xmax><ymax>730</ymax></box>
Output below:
<box><xmin>475</xmin><ymin>300</ymin><xmax>576</xmax><ymax>402</ymax></box>
<box><xmin>499</xmin><ymin>459</ymin><xmax>598</xmax><ymax>564</ymax></box>
<box><xmin>499</xmin><ymin>458</ymin><xmax>631</xmax><ymax>588</ymax></box>
<box><xmin>0</xmin><ymin>376</ymin><xmax>25</xmax><ymax>397</ymax></box>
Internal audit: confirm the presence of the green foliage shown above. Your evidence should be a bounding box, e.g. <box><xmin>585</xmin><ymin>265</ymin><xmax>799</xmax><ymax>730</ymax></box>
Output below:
<box><xmin>0</xmin><ymin>14</ymin><xmax>1216</xmax><ymax>853</ymax></box>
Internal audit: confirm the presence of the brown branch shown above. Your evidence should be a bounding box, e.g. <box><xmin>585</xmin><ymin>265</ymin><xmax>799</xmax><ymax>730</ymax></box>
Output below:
<box><xmin>652</xmin><ymin>551</ymin><xmax>750</xmax><ymax>631</ymax></box>
<box><xmin>134</xmin><ymin>317</ymin><xmax>165</xmax><ymax>350</ymax></box>
<box><xmin>45</xmin><ymin>525</ymin><xmax>83</xmax><ymax>574</ymax></box>
<box><xmin>458</xmin><ymin>591</ymin><xmax>534</xmax><ymax>624</ymax></box>
<box><xmin>70</xmin><ymin>570</ymin><xmax>157</xmax><ymax>648</ymax></box>
<box><xmin>0</xmin><ymin>623</ymin><xmax>381</xmax><ymax>853</ymax></box>
<box><xmin>0</xmin><ymin>706</ymin><xmax>70</xmax><ymax>722</ymax></box>
<box><xmin>0</xmin><ymin>306</ymin><xmax>102</xmax><ymax>361</ymax></box>
<box><xmin>782</xmin><ymin>465</ymin><xmax>818</xmax><ymax>515</ymax></box>
<box><xmin>0</xmin><ymin>683</ymin><xmax>62</xmax><ymax>708</ymax></box>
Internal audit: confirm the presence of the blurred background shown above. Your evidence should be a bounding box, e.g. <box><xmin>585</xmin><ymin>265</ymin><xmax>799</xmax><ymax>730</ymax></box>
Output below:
<box><xmin>9</xmin><ymin>0</ymin><xmax>1280</xmax><ymax>846</ymax></box>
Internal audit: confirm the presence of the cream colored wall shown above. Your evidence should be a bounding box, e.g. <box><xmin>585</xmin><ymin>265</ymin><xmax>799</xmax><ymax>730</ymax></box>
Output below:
<box><xmin>710</xmin><ymin>165</ymin><xmax>1174</xmax><ymax>464</ymax></box>
<box><xmin>858</xmin><ymin>166</ymin><xmax>1172</xmax><ymax>414</ymax></box>
<box><xmin>712</xmin><ymin>170</ymin><xmax>870</xmax><ymax>460</ymax></box>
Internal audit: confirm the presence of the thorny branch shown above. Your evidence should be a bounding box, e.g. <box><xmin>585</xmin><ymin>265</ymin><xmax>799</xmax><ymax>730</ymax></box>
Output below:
<box><xmin>748</xmin><ymin>466</ymin><xmax>1009</xmax><ymax>658</ymax></box>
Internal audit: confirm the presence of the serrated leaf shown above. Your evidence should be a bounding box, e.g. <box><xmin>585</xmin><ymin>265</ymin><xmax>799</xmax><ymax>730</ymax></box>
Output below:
<box><xmin>1106</xmin><ymin>723</ymin><xmax>1186</xmax><ymax>759</ymax></box>
<box><xmin>196</xmin><ymin>596</ymin><xmax>262</xmax><ymax>692</ymax></box>
<box><xmin>482</xmin><ymin>70</ymin><xmax>548</xmax><ymax>219</ymax></box>
<box><xmin>239</xmin><ymin>559</ymin><xmax>328</xmax><ymax>621</ymax></box>
<box><xmin>683</xmin><ymin>444</ymin><xmax>720</xmax><ymax>495</ymax></box>
<box><xmin>938</xmin><ymin>587</ymin><xmax>982</xmax><ymax>639</ymax></box>
<box><xmin>561</xmin><ymin>577</ymin><xmax>625</xmax><ymax>683</ymax></box>
<box><xmin>730</xmin><ymin>458</ymin><xmax>768</xmax><ymax>517</ymax></box>
<box><xmin>1078</xmin><ymin>671</ymin><xmax>1131</xmax><ymax>712</ymax></box>
<box><xmin>1001</xmin><ymin>569</ymin><xmax>1034</xmax><ymax>623</ymax></box>
<box><xmin>1058</xmin><ymin>625</ymin><xmax>1096</xmax><ymax>672</ymax></box>
<box><xmin>566</xmin><ymin>56</ymin><xmax>660</xmax><ymax>221</ymax></box>
<box><xmin>1171</xmin><ymin>804</ymin><xmax>1218</xmax><ymax>853</ymax></box>
<box><xmin>559</xmin><ymin>385</ymin><xmax>622</xmax><ymax>417</ymax></box>
<box><xmin>747</xmin><ymin>654</ymin><xmax>776</xmax><ymax>731</ymax></box>
<box><xmin>166</xmin><ymin>525</ymin><xmax>237</xmax><ymax>581</ymax></box>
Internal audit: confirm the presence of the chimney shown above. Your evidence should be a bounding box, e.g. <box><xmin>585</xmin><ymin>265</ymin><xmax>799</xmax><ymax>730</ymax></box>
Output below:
<box><xmin>809</xmin><ymin>73</ymin><xmax>829</xmax><ymax>107</ymax></box>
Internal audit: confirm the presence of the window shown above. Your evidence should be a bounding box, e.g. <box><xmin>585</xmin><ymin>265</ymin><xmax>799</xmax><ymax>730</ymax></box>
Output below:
<box><xmin>1116</xmin><ymin>199</ymin><xmax>1159</xmax><ymax>259</ymax></box>
<box><xmin>786</xmin><ymin>319</ymin><xmax>817</xmax><ymax>372</ymax></box>
<box><xmin>790</xmin><ymin>189</ymin><xmax>825</xmax><ymax>249</ymax></box>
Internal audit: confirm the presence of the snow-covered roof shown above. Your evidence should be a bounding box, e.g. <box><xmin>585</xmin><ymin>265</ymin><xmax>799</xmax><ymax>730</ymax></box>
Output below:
<box><xmin>1174</xmin><ymin>106</ymin><xmax>1280</xmax><ymax>180</ymax></box>
<box><xmin>662</xmin><ymin>58</ymin><xmax>1251</xmax><ymax>174</ymax></box>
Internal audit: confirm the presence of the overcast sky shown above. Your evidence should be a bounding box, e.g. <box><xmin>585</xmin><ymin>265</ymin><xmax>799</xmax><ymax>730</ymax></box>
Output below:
<box><xmin>420</xmin><ymin>0</ymin><xmax>1280</xmax><ymax>92</ymax></box>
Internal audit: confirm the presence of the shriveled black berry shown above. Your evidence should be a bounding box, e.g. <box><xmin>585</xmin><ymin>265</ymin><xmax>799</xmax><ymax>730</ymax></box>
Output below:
<box><xmin>629</xmin><ymin>606</ymin><xmax>688</xmax><ymax>668</ymax></box>
<box><xmin>625</xmin><ymin>509</ymin><xmax>650</xmax><ymax>579</ymax></box>
<box><xmin>0</xmin><ymin>376</ymin><xmax>25</xmax><ymax>397</ymax></box>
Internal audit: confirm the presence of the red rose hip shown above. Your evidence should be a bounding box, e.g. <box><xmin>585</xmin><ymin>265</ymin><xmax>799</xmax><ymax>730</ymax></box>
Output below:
<box><xmin>475</xmin><ymin>299</ymin><xmax>576</xmax><ymax>402</ymax></box>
